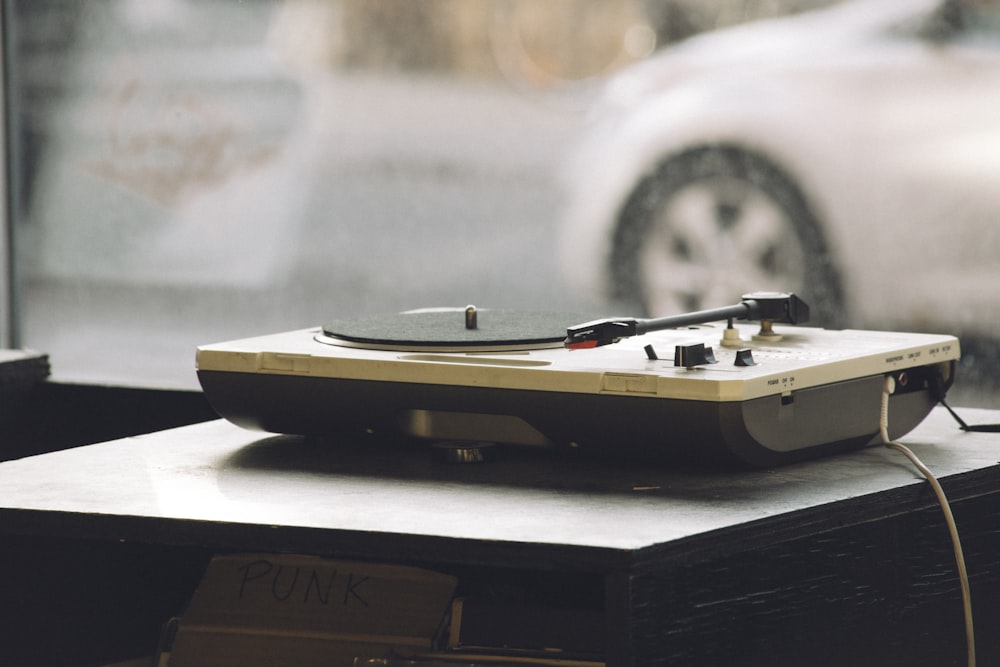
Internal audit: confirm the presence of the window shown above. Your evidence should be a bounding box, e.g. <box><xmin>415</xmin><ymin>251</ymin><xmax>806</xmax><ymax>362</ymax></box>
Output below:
<box><xmin>8</xmin><ymin>0</ymin><xmax>657</xmax><ymax>387</ymax></box>
<box><xmin>4</xmin><ymin>0</ymin><xmax>998</xmax><ymax>406</ymax></box>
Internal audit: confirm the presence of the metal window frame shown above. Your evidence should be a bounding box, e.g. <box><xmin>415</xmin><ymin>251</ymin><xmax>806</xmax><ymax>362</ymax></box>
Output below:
<box><xmin>0</xmin><ymin>2</ymin><xmax>13</xmax><ymax>349</ymax></box>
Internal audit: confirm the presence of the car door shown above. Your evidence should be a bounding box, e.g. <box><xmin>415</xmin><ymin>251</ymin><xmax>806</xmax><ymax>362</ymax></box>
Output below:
<box><xmin>863</xmin><ymin>2</ymin><xmax>1000</xmax><ymax>330</ymax></box>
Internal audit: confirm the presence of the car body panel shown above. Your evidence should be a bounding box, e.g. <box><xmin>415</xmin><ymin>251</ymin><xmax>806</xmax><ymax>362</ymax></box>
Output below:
<box><xmin>559</xmin><ymin>0</ymin><xmax>1000</xmax><ymax>335</ymax></box>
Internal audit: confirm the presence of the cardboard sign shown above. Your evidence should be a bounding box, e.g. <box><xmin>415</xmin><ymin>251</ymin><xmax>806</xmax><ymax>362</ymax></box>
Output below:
<box><xmin>162</xmin><ymin>554</ymin><xmax>457</xmax><ymax>667</ymax></box>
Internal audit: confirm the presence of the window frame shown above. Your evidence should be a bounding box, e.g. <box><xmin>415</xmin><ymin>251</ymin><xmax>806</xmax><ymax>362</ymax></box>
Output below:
<box><xmin>0</xmin><ymin>4</ymin><xmax>12</xmax><ymax>349</ymax></box>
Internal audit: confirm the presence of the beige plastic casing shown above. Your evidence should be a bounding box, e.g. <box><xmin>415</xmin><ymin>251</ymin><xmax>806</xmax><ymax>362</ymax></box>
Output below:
<box><xmin>196</xmin><ymin>322</ymin><xmax>960</xmax><ymax>404</ymax></box>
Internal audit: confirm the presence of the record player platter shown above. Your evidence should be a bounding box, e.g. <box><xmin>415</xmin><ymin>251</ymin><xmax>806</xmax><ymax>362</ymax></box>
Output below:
<box><xmin>319</xmin><ymin>306</ymin><xmax>582</xmax><ymax>352</ymax></box>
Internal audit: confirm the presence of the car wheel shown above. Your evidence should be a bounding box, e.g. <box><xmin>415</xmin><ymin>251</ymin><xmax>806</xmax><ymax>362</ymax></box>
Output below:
<box><xmin>611</xmin><ymin>145</ymin><xmax>844</xmax><ymax>325</ymax></box>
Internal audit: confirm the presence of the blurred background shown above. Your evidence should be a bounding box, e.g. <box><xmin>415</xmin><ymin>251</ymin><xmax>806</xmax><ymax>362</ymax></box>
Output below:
<box><xmin>5</xmin><ymin>0</ymin><xmax>997</xmax><ymax>407</ymax></box>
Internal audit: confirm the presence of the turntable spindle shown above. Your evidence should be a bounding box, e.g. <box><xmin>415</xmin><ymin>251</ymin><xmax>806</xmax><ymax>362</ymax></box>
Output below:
<box><xmin>465</xmin><ymin>305</ymin><xmax>478</xmax><ymax>330</ymax></box>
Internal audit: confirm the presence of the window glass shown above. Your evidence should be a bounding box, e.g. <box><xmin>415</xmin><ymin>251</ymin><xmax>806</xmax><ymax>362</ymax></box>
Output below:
<box><xmin>10</xmin><ymin>0</ymin><xmax>610</xmax><ymax>386</ymax></box>
<box><xmin>7</xmin><ymin>0</ymin><xmax>999</xmax><ymax>406</ymax></box>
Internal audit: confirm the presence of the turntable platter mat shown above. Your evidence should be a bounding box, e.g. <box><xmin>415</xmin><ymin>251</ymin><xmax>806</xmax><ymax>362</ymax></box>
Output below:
<box><xmin>322</xmin><ymin>308</ymin><xmax>584</xmax><ymax>351</ymax></box>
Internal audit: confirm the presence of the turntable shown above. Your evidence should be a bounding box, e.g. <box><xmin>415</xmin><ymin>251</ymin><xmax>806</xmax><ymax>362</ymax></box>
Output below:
<box><xmin>195</xmin><ymin>293</ymin><xmax>959</xmax><ymax>466</ymax></box>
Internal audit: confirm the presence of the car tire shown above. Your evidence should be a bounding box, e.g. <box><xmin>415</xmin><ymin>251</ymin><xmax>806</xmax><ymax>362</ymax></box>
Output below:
<box><xmin>610</xmin><ymin>145</ymin><xmax>844</xmax><ymax>325</ymax></box>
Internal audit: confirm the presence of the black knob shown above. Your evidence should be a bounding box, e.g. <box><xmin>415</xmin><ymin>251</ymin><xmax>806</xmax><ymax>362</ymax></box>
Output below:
<box><xmin>734</xmin><ymin>348</ymin><xmax>756</xmax><ymax>366</ymax></box>
<box><xmin>674</xmin><ymin>343</ymin><xmax>717</xmax><ymax>369</ymax></box>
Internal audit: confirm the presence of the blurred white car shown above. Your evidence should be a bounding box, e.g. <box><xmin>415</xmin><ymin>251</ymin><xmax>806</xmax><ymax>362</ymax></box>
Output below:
<box><xmin>559</xmin><ymin>0</ymin><xmax>1000</xmax><ymax>334</ymax></box>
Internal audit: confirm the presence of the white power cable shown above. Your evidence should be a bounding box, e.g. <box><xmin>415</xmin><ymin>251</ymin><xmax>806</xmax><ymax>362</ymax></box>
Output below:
<box><xmin>880</xmin><ymin>375</ymin><xmax>975</xmax><ymax>667</ymax></box>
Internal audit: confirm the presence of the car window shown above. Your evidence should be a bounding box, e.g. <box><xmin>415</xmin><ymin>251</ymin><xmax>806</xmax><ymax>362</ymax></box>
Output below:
<box><xmin>5</xmin><ymin>0</ymin><xmax>997</xmax><ymax>408</ymax></box>
<box><xmin>904</xmin><ymin>0</ymin><xmax>1000</xmax><ymax>43</ymax></box>
<box><xmin>961</xmin><ymin>3</ymin><xmax>1000</xmax><ymax>42</ymax></box>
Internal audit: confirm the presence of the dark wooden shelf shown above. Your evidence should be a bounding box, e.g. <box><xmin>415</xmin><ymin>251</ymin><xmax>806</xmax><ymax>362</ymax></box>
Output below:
<box><xmin>2</xmin><ymin>407</ymin><xmax>999</xmax><ymax>665</ymax></box>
